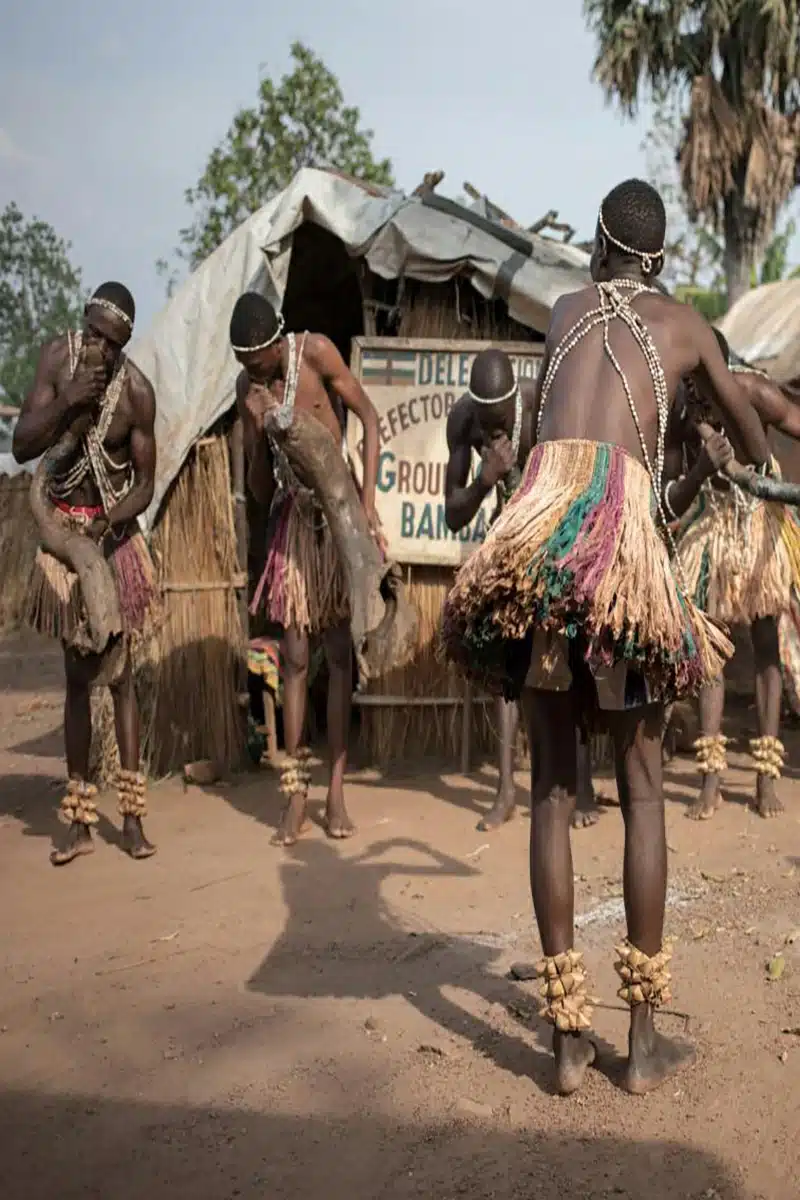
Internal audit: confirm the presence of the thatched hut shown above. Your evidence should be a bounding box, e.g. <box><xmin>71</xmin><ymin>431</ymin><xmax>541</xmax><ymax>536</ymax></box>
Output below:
<box><xmin>1</xmin><ymin>167</ymin><xmax>591</xmax><ymax>775</ymax></box>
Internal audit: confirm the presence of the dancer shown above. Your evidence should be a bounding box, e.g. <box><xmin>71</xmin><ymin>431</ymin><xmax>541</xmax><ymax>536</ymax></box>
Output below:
<box><xmin>13</xmin><ymin>282</ymin><xmax>159</xmax><ymax>865</ymax></box>
<box><xmin>444</xmin><ymin>347</ymin><xmax>602</xmax><ymax>830</ymax></box>
<box><xmin>232</xmin><ymin>292</ymin><xmax>382</xmax><ymax>845</ymax></box>
<box><xmin>668</xmin><ymin>330</ymin><xmax>800</xmax><ymax>820</ymax></box>
<box><xmin>442</xmin><ymin>179</ymin><xmax>769</xmax><ymax>1095</ymax></box>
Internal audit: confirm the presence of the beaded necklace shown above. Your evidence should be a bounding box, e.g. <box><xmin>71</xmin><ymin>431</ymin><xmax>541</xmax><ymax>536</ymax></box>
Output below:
<box><xmin>537</xmin><ymin>278</ymin><xmax>671</xmax><ymax>519</ymax></box>
<box><xmin>49</xmin><ymin>331</ymin><xmax>133</xmax><ymax>516</ymax></box>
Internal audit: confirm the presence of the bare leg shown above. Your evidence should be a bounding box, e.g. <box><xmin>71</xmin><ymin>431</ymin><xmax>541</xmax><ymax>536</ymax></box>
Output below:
<box><xmin>687</xmin><ymin>676</ymin><xmax>725</xmax><ymax>821</ymax></box>
<box><xmin>521</xmin><ymin>687</ymin><xmax>595</xmax><ymax>1095</ymax></box>
<box><xmin>51</xmin><ymin>653</ymin><xmax>95</xmax><ymax>866</ymax></box>
<box><xmin>111</xmin><ymin>653</ymin><xmax>155</xmax><ymax>859</ymax></box>
<box><xmin>323</xmin><ymin>619</ymin><xmax>355</xmax><ymax>838</ymax></box>
<box><xmin>609</xmin><ymin>704</ymin><xmax>694</xmax><ymax>1094</ymax></box>
<box><xmin>478</xmin><ymin>698</ymin><xmax>518</xmax><ymax>831</ymax></box>
<box><xmin>752</xmin><ymin>616</ymin><xmax>784</xmax><ymax>818</ymax></box>
<box><xmin>273</xmin><ymin>625</ymin><xmax>312</xmax><ymax>846</ymax></box>
<box><xmin>573</xmin><ymin>731</ymin><xmax>600</xmax><ymax>828</ymax></box>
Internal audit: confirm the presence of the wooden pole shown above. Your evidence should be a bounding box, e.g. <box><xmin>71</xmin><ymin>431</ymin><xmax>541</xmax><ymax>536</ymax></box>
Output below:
<box><xmin>460</xmin><ymin>680</ymin><xmax>472</xmax><ymax>775</ymax></box>
<box><xmin>229</xmin><ymin>418</ymin><xmax>250</xmax><ymax>755</ymax></box>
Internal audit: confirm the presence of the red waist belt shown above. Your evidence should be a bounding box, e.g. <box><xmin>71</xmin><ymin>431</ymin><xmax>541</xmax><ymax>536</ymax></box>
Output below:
<box><xmin>54</xmin><ymin>499</ymin><xmax>103</xmax><ymax>519</ymax></box>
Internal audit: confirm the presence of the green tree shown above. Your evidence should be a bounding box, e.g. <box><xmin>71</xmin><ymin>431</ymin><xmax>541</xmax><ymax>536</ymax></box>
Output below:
<box><xmin>170</xmin><ymin>42</ymin><xmax>394</xmax><ymax>274</ymax></box>
<box><xmin>0</xmin><ymin>202</ymin><xmax>85</xmax><ymax>408</ymax></box>
<box><xmin>584</xmin><ymin>0</ymin><xmax>800</xmax><ymax>309</ymax></box>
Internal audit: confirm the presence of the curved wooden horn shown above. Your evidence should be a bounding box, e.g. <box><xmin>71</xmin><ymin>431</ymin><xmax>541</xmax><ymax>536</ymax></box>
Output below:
<box><xmin>262</xmin><ymin>404</ymin><xmax>418</xmax><ymax>686</ymax></box>
<box><xmin>696</xmin><ymin>421</ymin><xmax>800</xmax><ymax>505</ymax></box>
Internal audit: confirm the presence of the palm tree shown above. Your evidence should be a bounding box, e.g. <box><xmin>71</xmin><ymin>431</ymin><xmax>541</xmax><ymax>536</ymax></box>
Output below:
<box><xmin>584</xmin><ymin>0</ymin><xmax>800</xmax><ymax>308</ymax></box>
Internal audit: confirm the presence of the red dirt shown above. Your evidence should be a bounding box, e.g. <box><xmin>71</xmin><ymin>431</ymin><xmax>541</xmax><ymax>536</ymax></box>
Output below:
<box><xmin>0</xmin><ymin>631</ymin><xmax>798</xmax><ymax>1200</ymax></box>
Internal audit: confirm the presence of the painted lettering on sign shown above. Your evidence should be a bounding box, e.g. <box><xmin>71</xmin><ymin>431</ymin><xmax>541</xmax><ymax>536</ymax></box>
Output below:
<box><xmin>350</xmin><ymin>338</ymin><xmax>542</xmax><ymax>567</ymax></box>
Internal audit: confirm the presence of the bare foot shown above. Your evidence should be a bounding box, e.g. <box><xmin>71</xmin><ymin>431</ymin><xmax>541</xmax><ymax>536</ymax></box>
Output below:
<box><xmin>625</xmin><ymin>1007</ymin><xmax>695</xmax><ymax>1095</ymax></box>
<box><xmin>272</xmin><ymin>793</ymin><xmax>311</xmax><ymax>846</ymax></box>
<box><xmin>572</xmin><ymin>791</ymin><xmax>601</xmax><ymax>829</ymax></box>
<box><xmin>553</xmin><ymin>1030</ymin><xmax>596</xmax><ymax>1095</ymax></box>
<box><xmin>324</xmin><ymin>789</ymin><xmax>356</xmax><ymax>840</ymax></box>
<box><xmin>752</xmin><ymin>776</ymin><xmax>784</xmax><ymax>819</ymax></box>
<box><xmin>477</xmin><ymin>790</ymin><xmax>515</xmax><ymax>832</ymax></box>
<box><xmin>121</xmin><ymin>815</ymin><xmax>157</xmax><ymax>859</ymax></box>
<box><xmin>687</xmin><ymin>779</ymin><xmax>722</xmax><ymax>821</ymax></box>
<box><xmin>50</xmin><ymin>821</ymin><xmax>94</xmax><ymax>867</ymax></box>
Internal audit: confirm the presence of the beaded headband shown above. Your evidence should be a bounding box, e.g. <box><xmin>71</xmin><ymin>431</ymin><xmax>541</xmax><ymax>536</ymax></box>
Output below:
<box><xmin>598</xmin><ymin>205</ymin><xmax>665</xmax><ymax>276</ymax></box>
<box><xmin>230</xmin><ymin>309</ymin><xmax>285</xmax><ymax>354</ymax></box>
<box><xmin>468</xmin><ymin>378</ymin><xmax>518</xmax><ymax>405</ymax></box>
<box><xmin>85</xmin><ymin>297</ymin><xmax>133</xmax><ymax>330</ymax></box>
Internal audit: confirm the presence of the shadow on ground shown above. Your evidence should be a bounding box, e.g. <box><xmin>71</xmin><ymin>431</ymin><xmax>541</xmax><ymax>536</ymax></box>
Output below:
<box><xmin>0</xmin><ymin>1087</ymin><xmax>750</xmax><ymax>1199</ymax></box>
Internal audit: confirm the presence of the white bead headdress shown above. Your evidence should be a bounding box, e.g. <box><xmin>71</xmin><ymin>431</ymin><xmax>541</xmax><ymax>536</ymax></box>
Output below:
<box><xmin>231</xmin><ymin>310</ymin><xmax>285</xmax><ymax>354</ymax></box>
<box><xmin>598</xmin><ymin>205</ymin><xmax>665</xmax><ymax>276</ymax></box>
<box><xmin>468</xmin><ymin>378</ymin><xmax>518</xmax><ymax>405</ymax></box>
<box><xmin>86</xmin><ymin>296</ymin><xmax>133</xmax><ymax>330</ymax></box>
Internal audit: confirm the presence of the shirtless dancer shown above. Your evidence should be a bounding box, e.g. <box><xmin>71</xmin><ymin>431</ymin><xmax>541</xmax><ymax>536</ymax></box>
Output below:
<box><xmin>232</xmin><ymin>293</ymin><xmax>382</xmax><ymax>846</ymax></box>
<box><xmin>445</xmin><ymin>348</ymin><xmax>601</xmax><ymax>830</ymax></box>
<box><xmin>666</xmin><ymin>330</ymin><xmax>800</xmax><ymax>820</ymax></box>
<box><xmin>443</xmin><ymin>179</ymin><xmax>768</xmax><ymax>1094</ymax></box>
<box><xmin>13</xmin><ymin>282</ymin><xmax>159</xmax><ymax>865</ymax></box>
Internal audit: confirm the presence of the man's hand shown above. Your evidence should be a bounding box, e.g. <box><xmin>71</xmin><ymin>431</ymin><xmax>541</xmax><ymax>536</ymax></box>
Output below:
<box><xmin>86</xmin><ymin>516</ymin><xmax>110</xmax><ymax>545</ymax></box>
<box><xmin>63</xmin><ymin>364</ymin><xmax>107</xmax><ymax>414</ymax></box>
<box><xmin>479</xmin><ymin>434</ymin><xmax>516</xmax><ymax>489</ymax></box>
<box><xmin>697</xmin><ymin>429</ymin><xmax>734</xmax><ymax>479</ymax></box>
<box><xmin>364</xmin><ymin>503</ymin><xmax>388</xmax><ymax>557</ymax></box>
<box><xmin>244</xmin><ymin>382</ymin><xmax>276</xmax><ymax>433</ymax></box>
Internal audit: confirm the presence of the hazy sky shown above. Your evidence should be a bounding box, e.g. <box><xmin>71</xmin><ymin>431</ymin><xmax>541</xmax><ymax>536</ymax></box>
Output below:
<box><xmin>2</xmin><ymin>1</ymin><xmax>661</xmax><ymax>331</ymax></box>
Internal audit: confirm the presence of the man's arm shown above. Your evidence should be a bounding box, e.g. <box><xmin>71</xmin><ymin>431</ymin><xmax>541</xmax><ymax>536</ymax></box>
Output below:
<box><xmin>236</xmin><ymin>371</ymin><xmax>275</xmax><ymax>507</ymax></box>
<box><xmin>444</xmin><ymin>401</ymin><xmax>494</xmax><ymax>532</ymax></box>
<box><xmin>308</xmin><ymin>335</ymin><xmax>380</xmax><ymax>522</ymax></box>
<box><xmin>740</xmin><ymin>373</ymin><xmax>800</xmax><ymax>440</ymax></box>
<box><xmin>688</xmin><ymin>311</ymin><xmax>769</xmax><ymax>465</ymax></box>
<box><xmin>102</xmin><ymin>372</ymin><xmax>156</xmax><ymax>529</ymax></box>
<box><xmin>13</xmin><ymin>340</ymin><xmax>105</xmax><ymax>463</ymax></box>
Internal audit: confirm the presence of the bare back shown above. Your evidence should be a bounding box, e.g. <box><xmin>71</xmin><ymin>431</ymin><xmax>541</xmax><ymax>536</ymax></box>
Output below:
<box><xmin>537</xmin><ymin>285</ymin><xmax>756</xmax><ymax>472</ymax></box>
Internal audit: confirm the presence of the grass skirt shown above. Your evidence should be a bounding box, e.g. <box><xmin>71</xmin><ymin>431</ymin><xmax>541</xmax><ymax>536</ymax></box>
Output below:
<box><xmin>676</xmin><ymin>480</ymin><xmax>800</xmax><ymax>625</ymax></box>
<box><xmin>26</xmin><ymin>506</ymin><xmax>159</xmax><ymax>649</ymax></box>
<box><xmin>441</xmin><ymin>439</ymin><xmax>733</xmax><ymax>701</ymax></box>
<box><xmin>250</xmin><ymin>490</ymin><xmax>348</xmax><ymax>636</ymax></box>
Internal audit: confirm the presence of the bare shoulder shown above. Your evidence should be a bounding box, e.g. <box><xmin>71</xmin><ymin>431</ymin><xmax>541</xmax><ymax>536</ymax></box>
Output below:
<box><xmin>446</xmin><ymin>392</ymin><xmax>474</xmax><ymax>442</ymax></box>
<box><xmin>125</xmin><ymin>360</ymin><xmax>156</xmax><ymax>421</ymax></box>
<box><xmin>39</xmin><ymin>334</ymin><xmax>70</xmax><ymax>374</ymax></box>
<box><xmin>303</xmin><ymin>331</ymin><xmax>342</xmax><ymax>369</ymax></box>
<box><xmin>234</xmin><ymin>367</ymin><xmax>249</xmax><ymax>408</ymax></box>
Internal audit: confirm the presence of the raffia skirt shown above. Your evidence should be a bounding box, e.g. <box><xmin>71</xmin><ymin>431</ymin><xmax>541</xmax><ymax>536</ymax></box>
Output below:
<box><xmin>25</xmin><ymin>502</ymin><xmax>160</xmax><ymax>652</ymax></box>
<box><xmin>441</xmin><ymin>439</ymin><xmax>733</xmax><ymax>707</ymax></box>
<box><xmin>675</xmin><ymin>481</ymin><xmax>800</xmax><ymax>625</ymax></box>
<box><xmin>250</xmin><ymin>489</ymin><xmax>349</xmax><ymax>636</ymax></box>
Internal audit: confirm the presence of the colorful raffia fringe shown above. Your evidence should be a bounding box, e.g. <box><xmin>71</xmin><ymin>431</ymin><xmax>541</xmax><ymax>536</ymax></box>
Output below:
<box><xmin>676</xmin><ymin>473</ymin><xmax>800</xmax><ymax>626</ymax></box>
<box><xmin>26</xmin><ymin>507</ymin><xmax>160</xmax><ymax>647</ymax></box>
<box><xmin>250</xmin><ymin>491</ymin><xmax>348</xmax><ymax>636</ymax></box>
<box><xmin>441</xmin><ymin>439</ymin><xmax>733</xmax><ymax>699</ymax></box>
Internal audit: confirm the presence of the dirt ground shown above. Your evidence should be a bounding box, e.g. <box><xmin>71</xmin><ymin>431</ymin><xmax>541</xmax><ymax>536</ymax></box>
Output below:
<box><xmin>0</xmin><ymin>632</ymin><xmax>798</xmax><ymax>1200</ymax></box>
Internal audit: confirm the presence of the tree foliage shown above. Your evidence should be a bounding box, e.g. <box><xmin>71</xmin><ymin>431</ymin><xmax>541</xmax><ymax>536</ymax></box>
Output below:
<box><xmin>172</xmin><ymin>42</ymin><xmax>394</xmax><ymax>273</ymax></box>
<box><xmin>643</xmin><ymin>91</ymin><xmax>799</xmax><ymax>317</ymax></box>
<box><xmin>584</xmin><ymin>0</ymin><xmax>800</xmax><ymax>307</ymax></box>
<box><xmin>0</xmin><ymin>202</ymin><xmax>85</xmax><ymax>408</ymax></box>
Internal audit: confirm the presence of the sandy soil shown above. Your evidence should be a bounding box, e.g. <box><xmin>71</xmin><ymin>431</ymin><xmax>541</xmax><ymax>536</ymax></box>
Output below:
<box><xmin>0</xmin><ymin>631</ymin><xmax>798</xmax><ymax>1200</ymax></box>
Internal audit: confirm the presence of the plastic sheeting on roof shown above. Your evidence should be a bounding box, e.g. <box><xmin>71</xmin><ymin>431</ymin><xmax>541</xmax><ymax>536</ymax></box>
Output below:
<box><xmin>719</xmin><ymin>278</ymin><xmax>800</xmax><ymax>383</ymax></box>
<box><xmin>129</xmin><ymin>167</ymin><xmax>590</xmax><ymax>528</ymax></box>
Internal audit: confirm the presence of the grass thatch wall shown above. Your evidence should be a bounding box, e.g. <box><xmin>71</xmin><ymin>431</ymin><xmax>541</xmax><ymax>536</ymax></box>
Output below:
<box><xmin>0</xmin><ymin>474</ymin><xmax>38</xmax><ymax>632</ymax></box>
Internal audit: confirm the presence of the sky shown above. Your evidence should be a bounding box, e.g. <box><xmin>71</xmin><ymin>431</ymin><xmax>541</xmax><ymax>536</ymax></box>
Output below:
<box><xmin>2</xmin><ymin>1</ymin><xmax>662</xmax><ymax>333</ymax></box>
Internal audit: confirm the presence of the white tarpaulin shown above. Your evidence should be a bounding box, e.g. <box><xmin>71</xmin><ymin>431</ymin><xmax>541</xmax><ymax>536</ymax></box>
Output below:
<box><xmin>129</xmin><ymin>167</ymin><xmax>590</xmax><ymax>528</ymax></box>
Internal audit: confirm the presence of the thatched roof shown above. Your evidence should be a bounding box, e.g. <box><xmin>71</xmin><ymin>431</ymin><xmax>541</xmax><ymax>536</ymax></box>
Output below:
<box><xmin>719</xmin><ymin>278</ymin><xmax>800</xmax><ymax>384</ymax></box>
<box><xmin>130</xmin><ymin>167</ymin><xmax>591</xmax><ymax>528</ymax></box>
